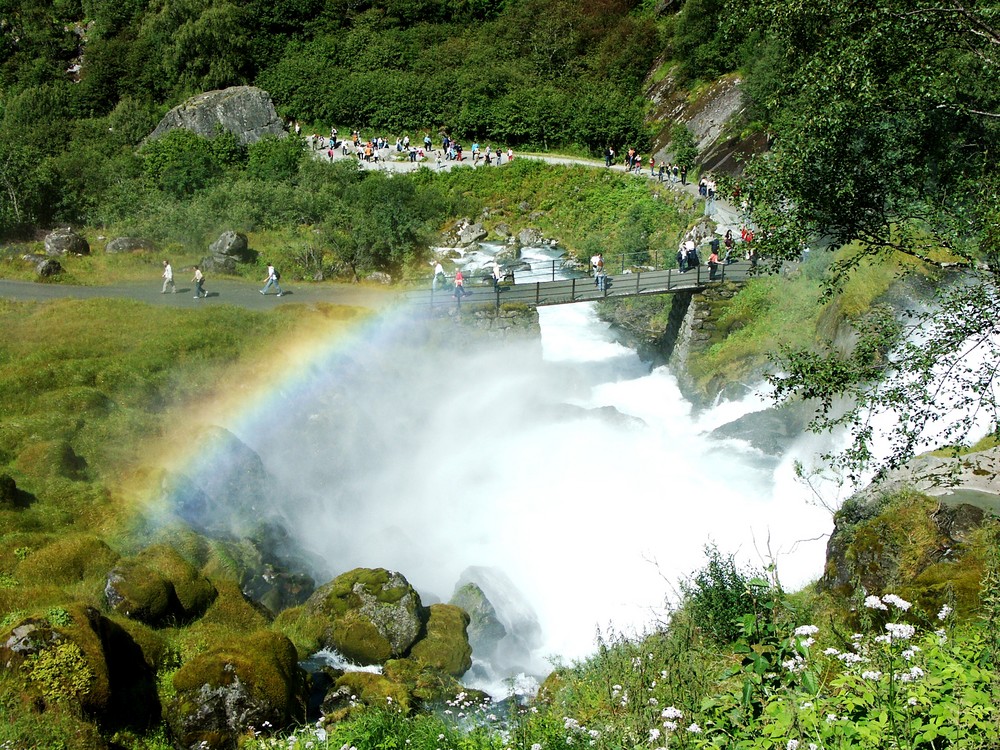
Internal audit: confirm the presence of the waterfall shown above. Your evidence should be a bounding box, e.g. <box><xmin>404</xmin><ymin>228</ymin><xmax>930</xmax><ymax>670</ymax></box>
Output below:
<box><xmin>230</xmin><ymin>298</ymin><xmax>834</xmax><ymax>691</ymax></box>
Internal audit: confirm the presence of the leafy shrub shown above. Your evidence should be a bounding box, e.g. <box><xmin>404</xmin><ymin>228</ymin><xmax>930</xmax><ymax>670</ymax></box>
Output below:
<box><xmin>680</xmin><ymin>544</ymin><xmax>769</xmax><ymax>644</ymax></box>
<box><xmin>23</xmin><ymin>641</ymin><xmax>95</xmax><ymax>705</ymax></box>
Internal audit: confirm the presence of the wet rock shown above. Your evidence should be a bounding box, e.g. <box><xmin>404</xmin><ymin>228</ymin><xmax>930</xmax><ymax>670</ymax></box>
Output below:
<box><xmin>44</xmin><ymin>228</ymin><xmax>89</xmax><ymax>256</ymax></box>
<box><xmin>450</xmin><ymin>582</ymin><xmax>506</xmax><ymax>659</ymax></box>
<box><xmin>494</xmin><ymin>222</ymin><xmax>511</xmax><ymax>238</ymax></box>
<box><xmin>105</xmin><ymin>237</ymin><xmax>155</xmax><ymax>254</ymax></box>
<box><xmin>166</xmin><ymin>630</ymin><xmax>307</xmax><ymax>749</ymax></box>
<box><xmin>709</xmin><ymin>401</ymin><xmax>814</xmax><ymax>456</ymax></box>
<box><xmin>517</xmin><ymin>228</ymin><xmax>543</xmax><ymax>247</ymax></box>
<box><xmin>305</xmin><ymin>568</ymin><xmax>427</xmax><ymax>665</ymax></box>
<box><xmin>147</xmin><ymin>86</ymin><xmax>286</xmax><ymax>147</ymax></box>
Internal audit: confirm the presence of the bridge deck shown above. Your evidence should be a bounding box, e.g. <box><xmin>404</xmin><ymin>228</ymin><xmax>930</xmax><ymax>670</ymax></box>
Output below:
<box><xmin>408</xmin><ymin>262</ymin><xmax>753</xmax><ymax>308</ymax></box>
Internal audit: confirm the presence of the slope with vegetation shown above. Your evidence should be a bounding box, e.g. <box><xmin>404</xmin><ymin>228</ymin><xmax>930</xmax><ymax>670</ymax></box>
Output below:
<box><xmin>2</xmin><ymin>0</ymin><xmax>1000</xmax><ymax>747</ymax></box>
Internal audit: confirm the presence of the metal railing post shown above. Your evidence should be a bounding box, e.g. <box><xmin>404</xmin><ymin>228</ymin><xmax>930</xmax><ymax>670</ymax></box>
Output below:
<box><xmin>636</xmin><ymin>269</ymin><xmax>640</xmax><ymax>295</ymax></box>
<box><xmin>571</xmin><ymin>277</ymin><xmax>577</xmax><ymax>301</ymax></box>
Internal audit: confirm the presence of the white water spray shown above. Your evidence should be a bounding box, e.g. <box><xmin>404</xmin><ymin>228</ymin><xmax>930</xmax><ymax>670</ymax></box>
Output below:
<box><xmin>231</xmin><ymin>300</ymin><xmax>835</xmax><ymax>688</ymax></box>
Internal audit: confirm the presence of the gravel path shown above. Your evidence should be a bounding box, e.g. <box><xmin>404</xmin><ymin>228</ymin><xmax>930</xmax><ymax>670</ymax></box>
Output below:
<box><xmin>0</xmin><ymin>278</ymin><xmax>397</xmax><ymax>310</ymax></box>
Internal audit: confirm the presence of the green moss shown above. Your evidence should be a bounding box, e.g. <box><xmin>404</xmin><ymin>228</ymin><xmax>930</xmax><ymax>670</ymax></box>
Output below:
<box><xmin>197</xmin><ymin>579</ymin><xmax>269</xmax><ymax>633</ymax></box>
<box><xmin>170</xmin><ymin>629</ymin><xmax>304</xmax><ymax>720</ymax></box>
<box><xmin>334</xmin><ymin>671</ymin><xmax>411</xmax><ymax>713</ymax></box>
<box><xmin>15</xmin><ymin>439</ymin><xmax>88</xmax><ymax>480</ymax></box>
<box><xmin>135</xmin><ymin>545</ymin><xmax>217</xmax><ymax>616</ymax></box>
<box><xmin>331</xmin><ymin>610</ymin><xmax>395</xmax><ymax>664</ymax></box>
<box><xmin>408</xmin><ymin>604</ymin><xmax>472</xmax><ymax>677</ymax></box>
<box><xmin>272</xmin><ymin>605</ymin><xmax>325</xmax><ymax>658</ymax></box>
<box><xmin>381</xmin><ymin>658</ymin><xmax>479</xmax><ymax>706</ymax></box>
<box><xmin>321</xmin><ymin>568</ymin><xmax>411</xmax><ymax>615</ymax></box>
<box><xmin>15</xmin><ymin>533</ymin><xmax>119</xmax><ymax>586</ymax></box>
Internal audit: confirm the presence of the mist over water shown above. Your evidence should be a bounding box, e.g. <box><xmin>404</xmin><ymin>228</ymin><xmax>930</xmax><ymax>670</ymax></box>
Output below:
<box><xmin>230</xmin><ymin>301</ymin><xmax>833</xmax><ymax>681</ymax></box>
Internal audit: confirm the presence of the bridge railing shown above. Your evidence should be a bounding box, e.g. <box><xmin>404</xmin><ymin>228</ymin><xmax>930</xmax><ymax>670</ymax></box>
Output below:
<box><xmin>407</xmin><ymin>261</ymin><xmax>754</xmax><ymax>308</ymax></box>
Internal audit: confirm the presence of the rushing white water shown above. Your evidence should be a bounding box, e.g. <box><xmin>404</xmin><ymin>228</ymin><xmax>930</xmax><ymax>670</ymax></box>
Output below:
<box><xmin>231</xmin><ymin>298</ymin><xmax>835</xmax><ymax>690</ymax></box>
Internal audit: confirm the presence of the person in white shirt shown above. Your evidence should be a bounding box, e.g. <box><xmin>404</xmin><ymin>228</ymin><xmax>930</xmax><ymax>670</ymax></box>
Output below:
<box><xmin>260</xmin><ymin>263</ymin><xmax>283</xmax><ymax>296</ymax></box>
<box><xmin>161</xmin><ymin>260</ymin><xmax>175</xmax><ymax>293</ymax></box>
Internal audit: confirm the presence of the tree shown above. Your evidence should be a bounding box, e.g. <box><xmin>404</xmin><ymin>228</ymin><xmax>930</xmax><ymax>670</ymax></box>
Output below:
<box><xmin>730</xmin><ymin>0</ymin><xmax>1000</xmax><ymax>481</ymax></box>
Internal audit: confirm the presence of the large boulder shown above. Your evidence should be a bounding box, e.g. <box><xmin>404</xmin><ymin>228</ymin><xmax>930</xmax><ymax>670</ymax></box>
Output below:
<box><xmin>407</xmin><ymin>604</ymin><xmax>472</xmax><ymax>677</ymax></box>
<box><xmin>201</xmin><ymin>231</ymin><xmax>251</xmax><ymax>274</ymax></box>
<box><xmin>44</xmin><ymin>228</ymin><xmax>89</xmax><ymax>256</ymax></box>
<box><xmin>104</xmin><ymin>544</ymin><xmax>217</xmax><ymax>626</ymax></box>
<box><xmin>305</xmin><ymin>568</ymin><xmax>426</xmax><ymax>665</ymax></box>
<box><xmin>209</xmin><ymin>231</ymin><xmax>249</xmax><ymax>260</ymax></box>
<box><xmin>105</xmin><ymin>237</ymin><xmax>155</xmax><ymax>254</ymax></box>
<box><xmin>147</xmin><ymin>86</ymin><xmax>286</xmax><ymax>147</ymax></box>
<box><xmin>166</xmin><ymin>630</ymin><xmax>307</xmax><ymax>750</ymax></box>
<box><xmin>450</xmin><ymin>582</ymin><xmax>507</xmax><ymax>659</ymax></box>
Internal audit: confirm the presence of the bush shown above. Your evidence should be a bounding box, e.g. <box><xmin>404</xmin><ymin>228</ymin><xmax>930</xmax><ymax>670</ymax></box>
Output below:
<box><xmin>680</xmin><ymin>544</ymin><xmax>769</xmax><ymax>644</ymax></box>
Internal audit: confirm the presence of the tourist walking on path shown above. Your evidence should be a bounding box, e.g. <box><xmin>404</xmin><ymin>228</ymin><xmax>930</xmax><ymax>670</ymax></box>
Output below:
<box><xmin>161</xmin><ymin>260</ymin><xmax>175</xmax><ymax>294</ymax></box>
<box><xmin>192</xmin><ymin>266</ymin><xmax>206</xmax><ymax>298</ymax></box>
<box><xmin>708</xmin><ymin>246</ymin><xmax>720</xmax><ymax>281</ymax></box>
<box><xmin>261</xmin><ymin>263</ymin><xmax>283</xmax><ymax>296</ymax></box>
<box><xmin>492</xmin><ymin>259</ymin><xmax>502</xmax><ymax>289</ymax></box>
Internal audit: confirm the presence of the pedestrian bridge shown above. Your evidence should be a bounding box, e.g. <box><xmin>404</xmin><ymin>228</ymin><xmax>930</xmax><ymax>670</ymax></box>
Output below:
<box><xmin>406</xmin><ymin>261</ymin><xmax>754</xmax><ymax>309</ymax></box>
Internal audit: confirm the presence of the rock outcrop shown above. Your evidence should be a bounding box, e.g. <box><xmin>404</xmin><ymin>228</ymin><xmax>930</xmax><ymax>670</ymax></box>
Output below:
<box><xmin>44</xmin><ymin>228</ymin><xmax>90</xmax><ymax>256</ymax></box>
<box><xmin>147</xmin><ymin>86</ymin><xmax>286</xmax><ymax>146</ymax></box>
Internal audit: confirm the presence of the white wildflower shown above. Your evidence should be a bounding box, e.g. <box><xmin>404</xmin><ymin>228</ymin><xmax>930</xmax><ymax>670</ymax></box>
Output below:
<box><xmin>908</xmin><ymin>697</ymin><xmax>918</xmax><ymax>706</ymax></box>
<box><xmin>662</xmin><ymin>722</ymin><xmax>677</xmax><ymax>732</ymax></box>
<box><xmin>800</xmin><ymin>701</ymin><xmax>813</xmax><ymax>709</ymax></box>
<box><xmin>882</xmin><ymin>594</ymin><xmax>912</xmax><ymax>611</ymax></box>
<box><xmin>823</xmin><ymin>648</ymin><xmax>840</xmax><ymax>656</ymax></box>
<box><xmin>531</xmin><ymin>744</ymin><xmax>542</xmax><ymax>750</ymax></box>
<box><xmin>885</xmin><ymin>622</ymin><xmax>916</xmax><ymax>641</ymax></box>
<box><xmin>938</xmin><ymin>604</ymin><xmax>952</xmax><ymax>621</ymax></box>
<box><xmin>661</xmin><ymin>706</ymin><xmax>683</xmax><ymax>720</ymax></box>
<box><xmin>838</xmin><ymin>652</ymin><xmax>864</xmax><ymax>665</ymax></box>
<box><xmin>861</xmin><ymin>670</ymin><xmax>882</xmax><ymax>680</ymax></box>
<box><xmin>787</xmin><ymin>741</ymin><xmax>799</xmax><ymax>750</ymax></box>
<box><xmin>794</xmin><ymin>625</ymin><xmax>819</xmax><ymax>637</ymax></box>
<box><xmin>649</xmin><ymin>728</ymin><xmax>661</xmax><ymax>742</ymax></box>
<box><xmin>648</xmin><ymin>697</ymin><xmax>658</xmax><ymax>706</ymax></box>
<box><xmin>687</xmin><ymin>723</ymin><xmax>701</xmax><ymax>734</ymax></box>
<box><xmin>826</xmin><ymin>713</ymin><xmax>838</xmax><ymax>723</ymax></box>
<box><xmin>864</xmin><ymin>595</ymin><xmax>888</xmax><ymax>610</ymax></box>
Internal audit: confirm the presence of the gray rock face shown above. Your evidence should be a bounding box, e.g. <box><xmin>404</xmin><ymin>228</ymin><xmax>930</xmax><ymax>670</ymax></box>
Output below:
<box><xmin>450</xmin><ymin>582</ymin><xmax>507</xmax><ymax>659</ymax></box>
<box><xmin>458</xmin><ymin>222</ymin><xmax>488</xmax><ymax>246</ymax></box>
<box><xmin>201</xmin><ymin>231</ymin><xmax>250</xmax><ymax>274</ymax></box>
<box><xmin>44</xmin><ymin>228</ymin><xmax>89</xmax><ymax>256</ymax></box>
<box><xmin>209</xmin><ymin>231</ymin><xmax>249</xmax><ymax>260</ymax></box>
<box><xmin>106</xmin><ymin>237</ymin><xmax>155</xmax><ymax>254</ymax></box>
<box><xmin>147</xmin><ymin>86</ymin><xmax>287</xmax><ymax>146</ymax></box>
<box><xmin>517</xmin><ymin>228</ymin><xmax>543</xmax><ymax>247</ymax></box>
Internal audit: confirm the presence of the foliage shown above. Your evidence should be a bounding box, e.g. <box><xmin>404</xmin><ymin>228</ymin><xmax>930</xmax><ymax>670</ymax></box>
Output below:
<box><xmin>669</xmin><ymin>124</ymin><xmax>698</xmax><ymax>172</ymax></box>
<box><xmin>680</xmin><ymin>544</ymin><xmax>774</xmax><ymax>645</ymax></box>
<box><xmin>722</xmin><ymin>0</ymin><xmax>1000</xmax><ymax>479</ymax></box>
<box><xmin>23</xmin><ymin>640</ymin><xmax>95</xmax><ymax>705</ymax></box>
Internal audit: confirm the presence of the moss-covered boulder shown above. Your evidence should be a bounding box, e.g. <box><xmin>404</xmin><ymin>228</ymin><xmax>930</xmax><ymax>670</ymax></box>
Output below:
<box><xmin>821</xmin><ymin>488</ymin><xmax>994</xmax><ymax>617</ymax></box>
<box><xmin>408</xmin><ymin>604</ymin><xmax>472</xmax><ymax>677</ymax></box>
<box><xmin>104</xmin><ymin>544</ymin><xmax>217</xmax><ymax>626</ymax></box>
<box><xmin>166</xmin><ymin>630</ymin><xmax>307</xmax><ymax>750</ymax></box>
<box><xmin>305</xmin><ymin>568</ymin><xmax>427</xmax><ymax>665</ymax></box>
<box><xmin>450</xmin><ymin>581</ymin><xmax>507</xmax><ymax>658</ymax></box>
<box><xmin>0</xmin><ymin>604</ymin><xmax>158</xmax><ymax>728</ymax></box>
<box><xmin>382</xmin><ymin>658</ymin><xmax>488</xmax><ymax>706</ymax></box>
<box><xmin>321</xmin><ymin>671</ymin><xmax>411</xmax><ymax>721</ymax></box>
<box><xmin>16</xmin><ymin>534</ymin><xmax>120</xmax><ymax>586</ymax></box>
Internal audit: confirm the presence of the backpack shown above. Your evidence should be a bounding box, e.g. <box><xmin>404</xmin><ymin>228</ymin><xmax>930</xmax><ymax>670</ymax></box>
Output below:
<box><xmin>274</xmin><ymin>269</ymin><xmax>281</xmax><ymax>281</ymax></box>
